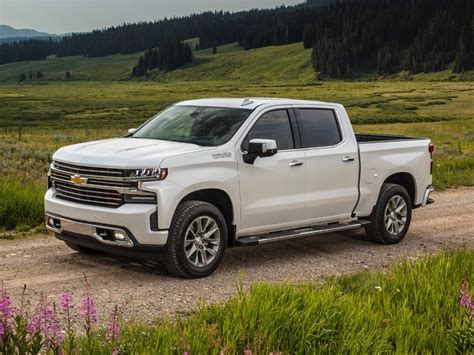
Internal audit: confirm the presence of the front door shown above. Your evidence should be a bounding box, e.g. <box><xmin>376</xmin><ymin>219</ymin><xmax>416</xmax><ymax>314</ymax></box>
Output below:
<box><xmin>237</xmin><ymin>109</ymin><xmax>306</xmax><ymax>235</ymax></box>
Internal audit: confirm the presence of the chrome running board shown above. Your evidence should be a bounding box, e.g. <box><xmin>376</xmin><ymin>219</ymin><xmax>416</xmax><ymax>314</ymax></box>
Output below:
<box><xmin>235</xmin><ymin>220</ymin><xmax>370</xmax><ymax>246</ymax></box>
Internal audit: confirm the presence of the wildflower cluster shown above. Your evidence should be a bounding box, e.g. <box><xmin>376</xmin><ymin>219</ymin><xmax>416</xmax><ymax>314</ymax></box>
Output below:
<box><xmin>0</xmin><ymin>280</ymin><xmax>122</xmax><ymax>354</ymax></box>
<box><xmin>0</xmin><ymin>285</ymin><xmax>14</xmax><ymax>337</ymax></box>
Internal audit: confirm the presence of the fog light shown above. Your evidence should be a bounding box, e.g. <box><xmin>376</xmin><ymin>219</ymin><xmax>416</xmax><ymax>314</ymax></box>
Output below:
<box><xmin>114</xmin><ymin>231</ymin><xmax>127</xmax><ymax>241</ymax></box>
<box><xmin>48</xmin><ymin>218</ymin><xmax>61</xmax><ymax>229</ymax></box>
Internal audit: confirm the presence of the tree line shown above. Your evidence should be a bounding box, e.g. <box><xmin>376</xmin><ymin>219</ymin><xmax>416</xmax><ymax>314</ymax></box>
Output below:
<box><xmin>132</xmin><ymin>41</ymin><xmax>193</xmax><ymax>77</ymax></box>
<box><xmin>0</xmin><ymin>0</ymin><xmax>472</xmax><ymax>77</ymax></box>
<box><xmin>305</xmin><ymin>0</ymin><xmax>473</xmax><ymax>77</ymax></box>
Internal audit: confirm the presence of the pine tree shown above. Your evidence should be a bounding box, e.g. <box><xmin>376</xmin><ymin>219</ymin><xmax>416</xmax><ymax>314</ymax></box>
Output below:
<box><xmin>65</xmin><ymin>71</ymin><xmax>71</xmax><ymax>79</ymax></box>
<box><xmin>19</xmin><ymin>73</ymin><xmax>26</xmax><ymax>82</ymax></box>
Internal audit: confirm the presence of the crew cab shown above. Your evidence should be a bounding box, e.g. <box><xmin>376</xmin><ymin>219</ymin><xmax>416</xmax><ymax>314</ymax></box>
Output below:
<box><xmin>45</xmin><ymin>98</ymin><xmax>434</xmax><ymax>278</ymax></box>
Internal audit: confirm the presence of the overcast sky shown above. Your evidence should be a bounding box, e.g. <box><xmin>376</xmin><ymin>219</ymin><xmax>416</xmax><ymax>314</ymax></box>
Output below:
<box><xmin>1</xmin><ymin>0</ymin><xmax>303</xmax><ymax>34</ymax></box>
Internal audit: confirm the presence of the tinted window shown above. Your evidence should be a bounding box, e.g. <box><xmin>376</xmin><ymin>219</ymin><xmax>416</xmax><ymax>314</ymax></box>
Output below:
<box><xmin>132</xmin><ymin>105</ymin><xmax>251</xmax><ymax>146</ymax></box>
<box><xmin>243</xmin><ymin>110</ymin><xmax>294</xmax><ymax>151</ymax></box>
<box><xmin>298</xmin><ymin>109</ymin><xmax>342</xmax><ymax>148</ymax></box>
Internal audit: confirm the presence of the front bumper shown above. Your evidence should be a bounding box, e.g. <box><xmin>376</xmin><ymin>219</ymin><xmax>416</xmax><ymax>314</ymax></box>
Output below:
<box><xmin>45</xmin><ymin>189</ymin><xmax>168</xmax><ymax>246</ymax></box>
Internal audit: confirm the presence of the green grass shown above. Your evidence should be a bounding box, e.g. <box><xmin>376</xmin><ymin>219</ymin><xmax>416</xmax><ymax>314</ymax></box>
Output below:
<box><xmin>0</xmin><ymin>177</ymin><xmax>44</xmax><ymax>230</ymax></box>
<box><xmin>77</xmin><ymin>250</ymin><xmax>472</xmax><ymax>353</ymax></box>
<box><xmin>0</xmin><ymin>80</ymin><xmax>473</xmax><ymax>128</ymax></box>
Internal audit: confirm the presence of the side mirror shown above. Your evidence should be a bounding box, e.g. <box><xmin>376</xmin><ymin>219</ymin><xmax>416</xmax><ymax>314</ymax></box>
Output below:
<box><xmin>243</xmin><ymin>139</ymin><xmax>278</xmax><ymax>164</ymax></box>
<box><xmin>127</xmin><ymin>128</ymin><xmax>137</xmax><ymax>136</ymax></box>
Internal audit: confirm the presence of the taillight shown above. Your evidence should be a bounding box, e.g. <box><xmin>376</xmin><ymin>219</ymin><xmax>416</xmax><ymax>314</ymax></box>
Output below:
<box><xmin>429</xmin><ymin>143</ymin><xmax>434</xmax><ymax>174</ymax></box>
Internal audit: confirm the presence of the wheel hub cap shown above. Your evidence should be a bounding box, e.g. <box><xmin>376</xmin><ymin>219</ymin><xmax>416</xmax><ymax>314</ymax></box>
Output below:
<box><xmin>184</xmin><ymin>216</ymin><xmax>220</xmax><ymax>267</ymax></box>
<box><xmin>384</xmin><ymin>195</ymin><xmax>408</xmax><ymax>236</ymax></box>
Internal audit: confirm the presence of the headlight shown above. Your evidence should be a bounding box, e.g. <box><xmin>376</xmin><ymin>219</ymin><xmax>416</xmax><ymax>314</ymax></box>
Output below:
<box><xmin>128</xmin><ymin>168</ymin><xmax>168</xmax><ymax>180</ymax></box>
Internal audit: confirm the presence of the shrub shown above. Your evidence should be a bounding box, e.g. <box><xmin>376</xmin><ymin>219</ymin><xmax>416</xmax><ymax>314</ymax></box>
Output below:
<box><xmin>0</xmin><ymin>178</ymin><xmax>44</xmax><ymax>230</ymax></box>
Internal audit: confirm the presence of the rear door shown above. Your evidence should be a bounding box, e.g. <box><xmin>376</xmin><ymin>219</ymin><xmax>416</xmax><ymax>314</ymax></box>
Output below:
<box><xmin>294</xmin><ymin>106</ymin><xmax>359</xmax><ymax>222</ymax></box>
<box><xmin>237</xmin><ymin>108</ymin><xmax>306</xmax><ymax>235</ymax></box>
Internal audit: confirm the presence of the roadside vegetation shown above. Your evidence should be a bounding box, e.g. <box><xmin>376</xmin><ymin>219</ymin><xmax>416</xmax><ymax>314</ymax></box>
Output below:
<box><xmin>1</xmin><ymin>250</ymin><xmax>472</xmax><ymax>353</ymax></box>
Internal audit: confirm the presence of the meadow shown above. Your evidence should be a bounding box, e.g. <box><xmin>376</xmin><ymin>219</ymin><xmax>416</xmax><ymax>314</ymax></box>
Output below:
<box><xmin>1</xmin><ymin>249</ymin><xmax>473</xmax><ymax>353</ymax></box>
<box><xmin>0</xmin><ymin>42</ymin><xmax>473</xmax><ymax>230</ymax></box>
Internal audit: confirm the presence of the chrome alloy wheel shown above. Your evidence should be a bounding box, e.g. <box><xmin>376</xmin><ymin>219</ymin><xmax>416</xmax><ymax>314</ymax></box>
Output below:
<box><xmin>184</xmin><ymin>216</ymin><xmax>221</xmax><ymax>267</ymax></box>
<box><xmin>384</xmin><ymin>195</ymin><xmax>408</xmax><ymax>235</ymax></box>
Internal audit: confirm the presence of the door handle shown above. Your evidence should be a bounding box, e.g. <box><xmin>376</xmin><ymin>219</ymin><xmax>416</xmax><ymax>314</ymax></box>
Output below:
<box><xmin>342</xmin><ymin>156</ymin><xmax>355</xmax><ymax>162</ymax></box>
<box><xmin>289</xmin><ymin>160</ymin><xmax>304</xmax><ymax>167</ymax></box>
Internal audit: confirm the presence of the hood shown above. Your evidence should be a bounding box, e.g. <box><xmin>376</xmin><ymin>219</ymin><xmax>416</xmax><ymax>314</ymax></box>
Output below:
<box><xmin>53</xmin><ymin>137</ymin><xmax>213</xmax><ymax>168</ymax></box>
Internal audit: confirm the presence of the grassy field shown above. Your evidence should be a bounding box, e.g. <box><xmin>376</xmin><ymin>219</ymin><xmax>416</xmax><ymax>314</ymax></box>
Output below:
<box><xmin>1</xmin><ymin>250</ymin><xmax>472</xmax><ymax>353</ymax></box>
<box><xmin>1</xmin><ymin>42</ymin><xmax>473</xmax><ymax>83</ymax></box>
<box><xmin>0</xmin><ymin>42</ymin><xmax>473</xmax><ymax>230</ymax></box>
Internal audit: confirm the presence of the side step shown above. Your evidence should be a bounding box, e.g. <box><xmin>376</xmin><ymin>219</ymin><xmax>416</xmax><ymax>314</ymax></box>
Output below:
<box><xmin>235</xmin><ymin>220</ymin><xmax>370</xmax><ymax>246</ymax></box>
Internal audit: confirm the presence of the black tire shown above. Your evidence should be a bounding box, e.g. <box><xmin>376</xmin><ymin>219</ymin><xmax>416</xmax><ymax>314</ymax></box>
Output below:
<box><xmin>64</xmin><ymin>240</ymin><xmax>103</xmax><ymax>254</ymax></box>
<box><xmin>364</xmin><ymin>183</ymin><xmax>412</xmax><ymax>244</ymax></box>
<box><xmin>163</xmin><ymin>200</ymin><xmax>227</xmax><ymax>278</ymax></box>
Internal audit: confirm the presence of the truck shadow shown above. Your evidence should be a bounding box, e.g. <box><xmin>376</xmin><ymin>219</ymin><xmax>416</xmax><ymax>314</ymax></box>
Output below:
<box><xmin>66</xmin><ymin>230</ymin><xmax>373</xmax><ymax>279</ymax></box>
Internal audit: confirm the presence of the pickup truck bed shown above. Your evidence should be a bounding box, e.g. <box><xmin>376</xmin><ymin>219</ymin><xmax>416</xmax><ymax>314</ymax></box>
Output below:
<box><xmin>355</xmin><ymin>133</ymin><xmax>422</xmax><ymax>143</ymax></box>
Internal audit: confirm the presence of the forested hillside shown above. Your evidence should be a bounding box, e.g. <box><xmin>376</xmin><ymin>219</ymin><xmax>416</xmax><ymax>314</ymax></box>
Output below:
<box><xmin>0</xmin><ymin>0</ymin><xmax>472</xmax><ymax>77</ymax></box>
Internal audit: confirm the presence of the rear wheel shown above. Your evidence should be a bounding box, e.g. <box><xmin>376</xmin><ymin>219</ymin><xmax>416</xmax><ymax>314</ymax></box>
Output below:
<box><xmin>163</xmin><ymin>200</ymin><xmax>227</xmax><ymax>278</ymax></box>
<box><xmin>364</xmin><ymin>183</ymin><xmax>412</xmax><ymax>244</ymax></box>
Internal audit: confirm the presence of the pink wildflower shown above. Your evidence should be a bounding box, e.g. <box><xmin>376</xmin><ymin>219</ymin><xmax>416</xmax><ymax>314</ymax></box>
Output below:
<box><xmin>81</xmin><ymin>289</ymin><xmax>97</xmax><ymax>325</ymax></box>
<box><xmin>0</xmin><ymin>285</ymin><xmax>14</xmax><ymax>336</ymax></box>
<box><xmin>460</xmin><ymin>278</ymin><xmax>474</xmax><ymax>317</ymax></box>
<box><xmin>60</xmin><ymin>291</ymin><xmax>74</xmax><ymax>313</ymax></box>
<box><xmin>108</xmin><ymin>305</ymin><xmax>120</xmax><ymax>341</ymax></box>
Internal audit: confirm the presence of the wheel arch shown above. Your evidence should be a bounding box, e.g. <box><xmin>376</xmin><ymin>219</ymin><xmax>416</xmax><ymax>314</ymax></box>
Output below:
<box><xmin>179</xmin><ymin>188</ymin><xmax>236</xmax><ymax>246</ymax></box>
<box><xmin>382</xmin><ymin>172</ymin><xmax>416</xmax><ymax>206</ymax></box>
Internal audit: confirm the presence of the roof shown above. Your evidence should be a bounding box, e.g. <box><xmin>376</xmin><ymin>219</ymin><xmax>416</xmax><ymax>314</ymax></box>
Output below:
<box><xmin>175</xmin><ymin>97</ymin><xmax>336</xmax><ymax>110</ymax></box>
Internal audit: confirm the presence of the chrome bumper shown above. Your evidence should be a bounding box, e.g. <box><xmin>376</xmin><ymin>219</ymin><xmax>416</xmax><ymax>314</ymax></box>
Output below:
<box><xmin>46</xmin><ymin>213</ymin><xmax>134</xmax><ymax>248</ymax></box>
<box><xmin>421</xmin><ymin>185</ymin><xmax>434</xmax><ymax>207</ymax></box>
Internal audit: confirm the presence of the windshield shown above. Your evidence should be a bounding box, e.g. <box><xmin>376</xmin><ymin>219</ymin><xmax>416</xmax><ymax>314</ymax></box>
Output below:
<box><xmin>132</xmin><ymin>105</ymin><xmax>252</xmax><ymax>146</ymax></box>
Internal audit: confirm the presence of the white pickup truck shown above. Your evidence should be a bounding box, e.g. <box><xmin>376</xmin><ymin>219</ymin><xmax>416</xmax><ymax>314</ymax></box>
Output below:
<box><xmin>45</xmin><ymin>98</ymin><xmax>434</xmax><ymax>278</ymax></box>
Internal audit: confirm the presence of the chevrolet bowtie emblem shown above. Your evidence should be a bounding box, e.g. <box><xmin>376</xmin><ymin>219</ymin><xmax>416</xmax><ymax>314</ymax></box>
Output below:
<box><xmin>70</xmin><ymin>174</ymin><xmax>88</xmax><ymax>185</ymax></box>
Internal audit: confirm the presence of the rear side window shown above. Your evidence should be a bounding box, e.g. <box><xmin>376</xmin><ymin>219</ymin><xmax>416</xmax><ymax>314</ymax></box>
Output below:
<box><xmin>242</xmin><ymin>110</ymin><xmax>294</xmax><ymax>151</ymax></box>
<box><xmin>297</xmin><ymin>109</ymin><xmax>342</xmax><ymax>148</ymax></box>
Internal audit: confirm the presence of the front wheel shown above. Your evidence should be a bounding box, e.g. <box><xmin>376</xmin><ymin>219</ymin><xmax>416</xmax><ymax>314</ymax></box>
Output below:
<box><xmin>163</xmin><ymin>200</ymin><xmax>227</xmax><ymax>278</ymax></box>
<box><xmin>364</xmin><ymin>183</ymin><xmax>412</xmax><ymax>244</ymax></box>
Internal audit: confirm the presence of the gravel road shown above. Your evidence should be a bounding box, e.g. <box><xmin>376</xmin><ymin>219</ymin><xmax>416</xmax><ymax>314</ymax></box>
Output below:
<box><xmin>1</xmin><ymin>187</ymin><xmax>473</xmax><ymax>321</ymax></box>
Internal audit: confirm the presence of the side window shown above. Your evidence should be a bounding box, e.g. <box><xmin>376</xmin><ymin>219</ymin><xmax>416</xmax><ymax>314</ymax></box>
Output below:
<box><xmin>297</xmin><ymin>109</ymin><xmax>342</xmax><ymax>148</ymax></box>
<box><xmin>242</xmin><ymin>110</ymin><xmax>294</xmax><ymax>151</ymax></box>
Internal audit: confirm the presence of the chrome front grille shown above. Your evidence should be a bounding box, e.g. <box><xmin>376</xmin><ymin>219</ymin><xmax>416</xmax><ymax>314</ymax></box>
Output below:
<box><xmin>54</xmin><ymin>161</ymin><xmax>127</xmax><ymax>177</ymax></box>
<box><xmin>50</xmin><ymin>161</ymin><xmax>157</xmax><ymax>208</ymax></box>
<box><xmin>54</xmin><ymin>180</ymin><xmax>124</xmax><ymax>207</ymax></box>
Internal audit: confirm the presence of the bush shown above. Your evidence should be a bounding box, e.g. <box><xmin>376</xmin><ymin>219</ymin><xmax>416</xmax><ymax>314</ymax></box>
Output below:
<box><xmin>0</xmin><ymin>178</ymin><xmax>44</xmax><ymax>230</ymax></box>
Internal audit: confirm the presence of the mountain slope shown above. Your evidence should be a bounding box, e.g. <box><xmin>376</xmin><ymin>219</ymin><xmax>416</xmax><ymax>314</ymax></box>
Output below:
<box><xmin>0</xmin><ymin>41</ymin><xmax>471</xmax><ymax>83</ymax></box>
<box><xmin>0</xmin><ymin>25</ymin><xmax>56</xmax><ymax>39</ymax></box>
<box><xmin>0</xmin><ymin>42</ymin><xmax>315</xmax><ymax>83</ymax></box>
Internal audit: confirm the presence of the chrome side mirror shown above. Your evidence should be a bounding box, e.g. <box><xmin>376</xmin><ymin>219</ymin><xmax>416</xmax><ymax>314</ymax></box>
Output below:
<box><xmin>127</xmin><ymin>128</ymin><xmax>137</xmax><ymax>136</ymax></box>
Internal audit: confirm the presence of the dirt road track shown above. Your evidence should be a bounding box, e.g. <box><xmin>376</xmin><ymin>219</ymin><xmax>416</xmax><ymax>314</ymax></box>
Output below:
<box><xmin>1</xmin><ymin>187</ymin><xmax>473</xmax><ymax>321</ymax></box>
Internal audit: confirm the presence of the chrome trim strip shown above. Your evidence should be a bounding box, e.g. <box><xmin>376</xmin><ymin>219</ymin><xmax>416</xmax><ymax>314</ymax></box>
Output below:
<box><xmin>45</xmin><ymin>213</ymin><xmax>134</xmax><ymax>248</ymax></box>
<box><xmin>51</xmin><ymin>166</ymin><xmax>160</xmax><ymax>182</ymax></box>
<box><xmin>55</xmin><ymin>193</ymin><xmax>120</xmax><ymax>206</ymax></box>
<box><xmin>55</xmin><ymin>187</ymin><xmax>122</xmax><ymax>202</ymax></box>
